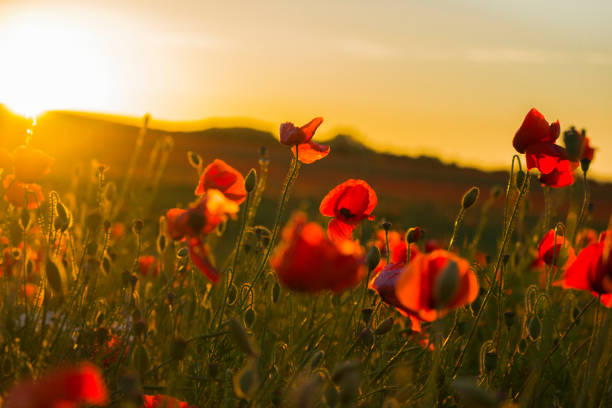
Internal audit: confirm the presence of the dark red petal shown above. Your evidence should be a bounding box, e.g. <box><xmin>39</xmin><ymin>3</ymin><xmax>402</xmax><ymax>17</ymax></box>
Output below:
<box><xmin>299</xmin><ymin>117</ymin><xmax>324</xmax><ymax>142</ymax></box>
<box><xmin>327</xmin><ymin>218</ymin><xmax>356</xmax><ymax>241</ymax></box>
<box><xmin>525</xmin><ymin>142</ymin><xmax>567</xmax><ymax>174</ymax></box>
<box><xmin>513</xmin><ymin>108</ymin><xmax>555</xmax><ymax>153</ymax></box>
<box><xmin>563</xmin><ymin>243</ymin><xmax>602</xmax><ymax>292</ymax></box>
<box><xmin>188</xmin><ymin>238</ymin><xmax>220</xmax><ymax>283</ymax></box>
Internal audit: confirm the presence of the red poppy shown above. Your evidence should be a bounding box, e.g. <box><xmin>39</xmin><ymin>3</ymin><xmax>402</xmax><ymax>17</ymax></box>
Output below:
<box><xmin>562</xmin><ymin>231</ymin><xmax>612</xmax><ymax>307</ymax></box>
<box><xmin>4</xmin><ymin>363</ymin><xmax>108</xmax><ymax>408</ymax></box>
<box><xmin>371</xmin><ymin>229</ymin><xmax>419</xmax><ymax>275</ymax></box>
<box><xmin>279</xmin><ymin>117</ymin><xmax>330</xmax><ymax>164</ymax></box>
<box><xmin>138</xmin><ymin>255</ymin><xmax>159</xmax><ymax>277</ymax></box>
<box><xmin>195</xmin><ymin>159</ymin><xmax>246</xmax><ymax>204</ymax></box>
<box><xmin>3</xmin><ymin>174</ymin><xmax>44</xmax><ymax>209</ymax></box>
<box><xmin>394</xmin><ymin>250</ymin><xmax>479</xmax><ymax>321</ymax></box>
<box><xmin>12</xmin><ymin>145</ymin><xmax>54</xmax><ymax>183</ymax></box>
<box><xmin>271</xmin><ymin>212</ymin><xmax>366</xmax><ymax>293</ymax></box>
<box><xmin>537</xmin><ymin>229</ymin><xmax>575</xmax><ymax>266</ymax></box>
<box><xmin>143</xmin><ymin>394</ymin><xmax>195</xmax><ymax>408</ymax></box>
<box><xmin>319</xmin><ymin>179</ymin><xmax>377</xmax><ymax>241</ymax></box>
<box><xmin>575</xmin><ymin>228</ymin><xmax>598</xmax><ymax>249</ymax></box>
<box><xmin>166</xmin><ymin>189</ymin><xmax>239</xmax><ymax>240</ymax></box>
<box><xmin>537</xmin><ymin>159</ymin><xmax>577</xmax><ymax>188</ymax></box>
<box><xmin>187</xmin><ymin>237</ymin><xmax>220</xmax><ymax>283</ymax></box>
<box><xmin>513</xmin><ymin>108</ymin><xmax>560</xmax><ymax>154</ymax></box>
<box><xmin>372</xmin><ymin>262</ymin><xmax>423</xmax><ymax>332</ymax></box>
<box><xmin>424</xmin><ymin>239</ymin><xmax>443</xmax><ymax>253</ymax></box>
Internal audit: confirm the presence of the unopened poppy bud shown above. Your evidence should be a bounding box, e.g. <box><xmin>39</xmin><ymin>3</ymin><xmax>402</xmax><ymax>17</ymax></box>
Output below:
<box><xmin>563</xmin><ymin>127</ymin><xmax>583</xmax><ymax>161</ymax></box>
<box><xmin>170</xmin><ymin>337</ymin><xmax>188</xmax><ymax>360</ymax></box>
<box><xmin>406</xmin><ymin>227</ymin><xmax>422</xmax><ymax>244</ymax></box>
<box><xmin>227</xmin><ymin>284</ymin><xmax>238</xmax><ymax>305</ymax></box>
<box><xmin>580</xmin><ymin>158</ymin><xmax>591</xmax><ymax>173</ymax></box>
<box><xmin>515</xmin><ymin>170</ymin><xmax>526</xmax><ymax>190</ymax></box>
<box><xmin>433</xmin><ymin>260</ymin><xmax>460</xmax><ymax>309</ymax></box>
<box><xmin>45</xmin><ymin>259</ymin><xmax>63</xmax><ymax>296</ymax></box>
<box><xmin>244</xmin><ymin>307</ymin><xmax>256</xmax><ymax>328</ymax></box>
<box><xmin>374</xmin><ymin>317</ymin><xmax>394</xmax><ymax>335</ymax></box>
<box><xmin>503</xmin><ymin>311</ymin><xmax>515</xmax><ymax>328</ymax></box>
<box><xmin>527</xmin><ymin>316</ymin><xmax>541</xmax><ymax>341</ymax></box>
<box><xmin>187</xmin><ymin>150</ymin><xmax>202</xmax><ymax>169</ymax></box>
<box><xmin>177</xmin><ymin>247</ymin><xmax>189</xmax><ymax>258</ymax></box>
<box><xmin>132</xmin><ymin>219</ymin><xmax>144</xmax><ymax>235</ymax></box>
<box><xmin>361</xmin><ymin>308</ymin><xmax>373</xmax><ymax>325</ymax></box>
<box><xmin>244</xmin><ymin>169</ymin><xmax>257</xmax><ymax>192</ymax></box>
<box><xmin>461</xmin><ymin>187</ymin><xmax>480</xmax><ymax>210</ymax></box>
<box><xmin>484</xmin><ymin>352</ymin><xmax>497</xmax><ymax>371</ymax></box>
<box><xmin>358</xmin><ymin>327</ymin><xmax>374</xmax><ymax>347</ymax></box>
<box><xmin>490</xmin><ymin>185</ymin><xmax>503</xmax><ymax>199</ymax></box>
<box><xmin>366</xmin><ymin>246</ymin><xmax>381</xmax><ymax>272</ymax></box>
<box><xmin>310</xmin><ymin>350</ymin><xmax>324</xmax><ymax>369</ymax></box>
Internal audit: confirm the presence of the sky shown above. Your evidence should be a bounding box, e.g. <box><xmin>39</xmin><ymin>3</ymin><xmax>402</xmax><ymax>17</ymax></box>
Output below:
<box><xmin>1</xmin><ymin>0</ymin><xmax>612</xmax><ymax>179</ymax></box>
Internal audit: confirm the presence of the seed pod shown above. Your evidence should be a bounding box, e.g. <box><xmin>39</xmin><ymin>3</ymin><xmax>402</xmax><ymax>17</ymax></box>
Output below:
<box><xmin>366</xmin><ymin>246</ymin><xmax>381</xmax><ymax>272</ymax></box>
<box><xmin>176</xmin><ymin>247</ymin><xmax>189</xmax><ymax>259</ymax></box>
<box><xmin>20</xmin><ymin>209</ymin><xmax>31</xmax><ymax>230</ymax></box>
<box><xmin>227</xmin><ymin>284</ymin><xmax>238</xmax><ymax>305</ymax></box>
<box><xmin>381</xmin><ymin>221</ymin><xmax>392</xmax><ymax>231</ymax></box>
<box><xmin>461</xmin><ymin>187</ymin><xmax>480</xmax><ymax>210</ymax></box>
<box><xmin>244</xmin><ymin>307</ymin><xmax>256</xmax><ymax>328</ymax></box>
<box><xmin>527</xmin><ymin>316</ymin><xmax>541</xmax><ymax>341</ymax></box>
<box><xmin>101</xmin><ymin>255</ymin><xmax>112</xmax><ymax>275</ymax></box>
<box><xmin>580</xmin><ymin>157</ymin><xmax>591</xmax><ymax>173</ymax></box>
<box><xmin>45</xmin><ymin>258</ymin><xmax>63</xmax><ymax>296</ymax></box>
<box><xmin>244</xmin><ymin>169</ymin><xmax>257</xmax><ymax>192</ymax></box>
<box><xmin>374</xmin><ymin>317</ymin><xmax>394</xmax><ymax>335</ymax></box>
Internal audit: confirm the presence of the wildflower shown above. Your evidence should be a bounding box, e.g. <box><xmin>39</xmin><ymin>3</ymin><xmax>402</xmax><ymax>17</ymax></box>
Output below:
<box><xmin>562</xmin><ymin>231</ymin><xmax>612</xmax><ymax>307</ymax></box>
<box><xmin>195</xmin><ymin>159</ymin><xmax>247</xmax><ymax>204</ymax></box>
<box><xmin>513</xmin><ymin>108</ymin><xmax>578</xmax><ymax>188</ymax></box>
<box><xmin>575</xmin><ymin>228</ymin><xmax>598</xmax><ymax>249</ymax></box>
<box><xmin>3</xmin><ymin>174</ymin><xmax>44</xmax><ymax>209</ymax></box>
<box><xmin>537</xmin><ymin>229</ymin><xmax>575</xmax><ymax>266</ymax></box>
<box><xmin>138</xmin><ymin>255</ymin><xmax>159</xmax><ymax>277</ymax></box>
<box><xmin>166</xmin><ymin>190</ymin><xmax>238</xmax><ymax>283</ymax></box>
<box><xmin>12</xmin><ymin>145</ymin><xmax>54</xmax><ymax>183</ymax></box>
<box><xmin>394</xmin><ymin>250</ymin><xmax>479</xmax><ymax>321</ymax></box>
<box><xmin>4</xmin><ymin>363</ymin><xmax>108</xmax><ymax>408</ymax></box>
<box><xmin>319</xmin><ymin>179</ymin><xmax>377</xmax><ymax>241</ymax></box>
<box><xmin>142</xmin><ymin>394</ymin><xmax>195</xmax><ymax>408</ymax></box>
<box><xmin>279</xmin><ymin>117</ymin><xmax>330</xmax><ymax>164</ymax></box>
<box><xmin>371</xmin><ymin>229</ymin><xmax>419</xmax><ymax>275</ymax></box>
<box><xmin>271</xmin><ymin>213</ymin><xmax>366</xmax><ymax>293</ymax></box>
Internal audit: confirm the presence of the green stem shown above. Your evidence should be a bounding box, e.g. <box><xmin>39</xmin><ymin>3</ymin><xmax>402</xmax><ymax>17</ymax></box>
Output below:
<box><xmin>448</xmin><ymin>208</ymin><xmax>465</xmax><ymax>251</ymax></box>
<box><xmin>576</xmin><ymin>170</ymin><xmax>589</xmax><ymax>233</ymax></box>
<box><xmin>452</xmin><ymin>170</ymin><xmax>530</xmax><ymax>377</ymax></box>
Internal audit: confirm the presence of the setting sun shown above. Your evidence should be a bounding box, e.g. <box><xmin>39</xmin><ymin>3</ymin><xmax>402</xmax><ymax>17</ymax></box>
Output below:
<box><xmin>0</xmin><ymin>10</ymin><xmax>112</xmax><ymax>117</ymax></box>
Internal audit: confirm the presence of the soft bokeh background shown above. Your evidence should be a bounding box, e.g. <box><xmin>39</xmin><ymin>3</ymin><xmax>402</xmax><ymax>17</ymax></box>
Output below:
<box><xmin>1</xmin><ymin>0</ymin><xmax>611</xmax><ymax>180</ymax></box>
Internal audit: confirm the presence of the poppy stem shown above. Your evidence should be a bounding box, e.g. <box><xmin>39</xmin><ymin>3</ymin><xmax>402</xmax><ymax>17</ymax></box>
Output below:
<box><xmin>448</xmin><ymin>208</ymin><xmax>465</xmax><ymax>251</ymax></box>
<box><xmin>384</xmin><ymin>229</ymin><xmax>390</xmax><ymax>264</ymax></box>
<box><xmin>576</xmin><ymin>169</ymin><xmax>589</xmax><ymax>234</ymax></box>
<box><xmin>452</xmin><ymin>169</ymin><xmax>530</xmax><ymax>377</ymax></box>
<box><xmin>582</xmin><ymin>294</ymin><xmax>601</xmax><ymax>389</ymax></box>
<box><xmin>252</xmin><ymin>149</ymin><xmax>301</xmax><ymax>286</ymax></box>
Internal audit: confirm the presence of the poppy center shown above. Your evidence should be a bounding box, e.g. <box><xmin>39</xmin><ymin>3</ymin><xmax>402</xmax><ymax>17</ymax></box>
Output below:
<box><xmin>339</xmin><ymin>207</ymin><xmax>354</xmax><ymax>219</ymax></box>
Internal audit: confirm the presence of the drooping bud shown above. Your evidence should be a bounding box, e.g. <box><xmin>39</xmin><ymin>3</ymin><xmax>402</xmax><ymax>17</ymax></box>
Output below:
<box><xmin>527</xmin><ymin>315</ymin><xmax>541</xmax><ymax>341</ymax></box>
<box><xmin>406</xmin><ymin>227</ymin><xmax>423</xmax><ymax>244</ymax></box>
<box><xmin>244</xmin><ymin>168</ymin><xmax>257</xmax><ymax>192</ymax></box>
<box><xmin>366</xmin><ymin>246</ymin><xmax>381</xmax><ymax>272</ymax></box>
<box><xmin>374</xmin><ymin>317</ymin><xmax>394</xmax><ymax>335</ymax></box>
<box><xmin>461</xmin><ymin>187</ymin><xmax>480</xmax><ymax>210</ymax></box>
<box><xmin>515</xmin><ymin>170</ymin><xmax>526</xmax><ymax>190</ymax></box>
<box><xmin>45</xmin><ymin>258</ymin><xmax>64</xmax><ymax>296</ymax></box>
<box><xmin>433</xmin><ymin>260</ymin><xmax>460</xmax><ymax>309</ymax></box>
<box><xmin>563</xmin><ymin>126</ymin><xmax>583</xmax><ymax>161</ymax></box>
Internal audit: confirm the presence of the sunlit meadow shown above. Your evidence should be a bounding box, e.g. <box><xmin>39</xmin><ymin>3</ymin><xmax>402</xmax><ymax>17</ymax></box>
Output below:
<box><xmin>1</xmin><ymin>2</ymin><xmax>612</xmax><ymax>408</ymax></box>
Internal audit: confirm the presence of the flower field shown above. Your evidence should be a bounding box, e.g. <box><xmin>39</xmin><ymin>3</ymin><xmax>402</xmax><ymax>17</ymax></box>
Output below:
<box><xmin>0</xmin><ymin>108</ymin><xmax>611</xmax><ymax>408</ymax></box>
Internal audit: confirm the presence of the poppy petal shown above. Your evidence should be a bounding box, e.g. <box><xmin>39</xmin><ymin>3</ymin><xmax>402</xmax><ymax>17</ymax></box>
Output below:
<box><xmin>327</xmin><ymin>218</ymin><xmax>356</xmax><ymax>242</ymax></box>
<box><xmin>188</xmin><ymin>238</ymin><xmax>220</xmax><ymax>283</ymax></box>
<box><xmin>299</xmin><ymin>117</ymin><xmax>324</xmax><ymax>142</ymax></box>
<box><xmin>291</xmin><ymin>141</ymin><xmax>330</xmax><ymax>164</ymax></box>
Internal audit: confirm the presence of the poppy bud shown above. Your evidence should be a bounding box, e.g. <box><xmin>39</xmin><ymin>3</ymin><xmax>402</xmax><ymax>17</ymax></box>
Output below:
<box><xmin>366</xmin><ymin>246</ymin><xmax>381</xmax><ymax>272</ymax></box>
<box><xmin>310</xmin><ymin>350</ymin><xmax>324</xmax><ymax>369</ymax></box>
<box><xmin>484</xmin><ymin>352</ymin><xmax>497</xmax><ymax>372</ymax></box>
<box><xmin>515</xmin><ymin>170</ymin><xmax>526</xmax><ymax>190</ymax></box>
<box><xmin>244</xmin><ymin>168</ymin><xmax>257</xmax><ymax>192</ymax></box>
<box><xmin>45</xmin><ymin>259</ymin><xmax>64</xmax><ymax>296</ymax></box>
<box><xmin>227</xmin><ymin>284</ymin><xmax>238</xmax><ymax>306</ymax></box>
<box><xmin>176</xmin><ymin>247</ymin><xmax>189</xmax><ymax>258</ymax></box>
<box><xmin>187</xmin><ymin>150</ymin><xmax>202</xmax><ymax>169</ymax></box>
<box><xmin>527</xmin><ymin>316</ymin><xmax>541</xmax><ymax>341</ymax></box>
<box><xmin>490</xmin><ymin>185</ymin><xmax>503</xmax><ymax>200</ymax></box>
<box><xmin>563</xmin><ymin>127</ymin><xmax>583</xmax><ymax>161</ymax></box>
<box><xmin>406</xmin><ymin>227</ymin><xmax>423</xmax><ymax>244</ymax></box>
<box><xmin>244</xmin><ymin>307</ymin><xmax>256</xmax><ymax>328</ymax></box>
<box><xmin>361</xmin><ymin>308</ymin><xmax>373</xmax><ymax>325</ymax></box>
<box><xmin>503</xmin><ymin>311</ymin><xmax>515</xmax><ymax>328</ymax></box>
<box><xmin>358</xmin><ymin>327</ymin><xmax>374</xmax><ymax>347</ymax></box>
<box><xmin>132</xmin><ymin>219</ymin><xmax>144</xmax><ymax>235</ymax></box>
<box><xmin>461</xmin><ymin>187</ymin><xmax>480</xmax><ymax>210</ymax></box>
<box><xmin>170</xmin><ymin>337</ymin><xmax>188</xmax><ymax>360</ymax></box>
<box><xmin>433</xmin><ymin>260</ymin><xmax>460</xmax><ymax>309</ymax></box>
<box><xmin>374</xmin><ymin>317</ymin><xmax>394</xmax><ymax>335</ymax></box>
<box><xmin>580</xmin><ymin>158</ymin><xmax>591</xmax><ymax>173</ymax></box>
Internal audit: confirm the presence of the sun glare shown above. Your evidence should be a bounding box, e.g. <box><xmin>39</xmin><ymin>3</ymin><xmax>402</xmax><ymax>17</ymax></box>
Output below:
<box><xmin>0</xmin><ymin>11</ymin><xmax>113</xmax><ymax>117</ymax></box>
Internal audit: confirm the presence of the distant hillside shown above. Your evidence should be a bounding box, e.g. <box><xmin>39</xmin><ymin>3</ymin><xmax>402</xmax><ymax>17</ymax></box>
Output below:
<box><xmin>1</xmin><ymin>107</ymin><xmax>611</xmax><ymax>242</ymax></box>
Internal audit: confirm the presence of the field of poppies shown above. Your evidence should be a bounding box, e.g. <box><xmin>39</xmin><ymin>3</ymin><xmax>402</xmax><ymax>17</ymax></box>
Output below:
<box><xmin>0</xmin><ymin>108</ymin><xmax>610</xmax><ymax>407</ymax></box>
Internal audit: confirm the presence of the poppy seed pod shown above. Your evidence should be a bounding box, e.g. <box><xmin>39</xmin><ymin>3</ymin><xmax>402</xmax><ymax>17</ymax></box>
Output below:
<box><xmin>580</xmin><ymin>158</ymin><xmax>590</xmax><ymax>173</ymax></box>
<box><xmin>366</xmin><ymin>246</ymin><xmax>381</xmax><ymax>272</ymax></box>
<box><xmin>244</xmin><ymin>168</ymin><xmax>257</xmax><ymax>192</ymax></box>
<box><xmin>461</xmin><ymin>187</ymin><xmax>480</xmax><ymax>210</ymax></box>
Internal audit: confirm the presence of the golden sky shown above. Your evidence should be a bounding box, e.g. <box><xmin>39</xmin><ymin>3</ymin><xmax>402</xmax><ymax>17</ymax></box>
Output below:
<box><xmin>1</xmin><ymin>0</ymin><xmax>612</xmax><ymax>180</ymax></box>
